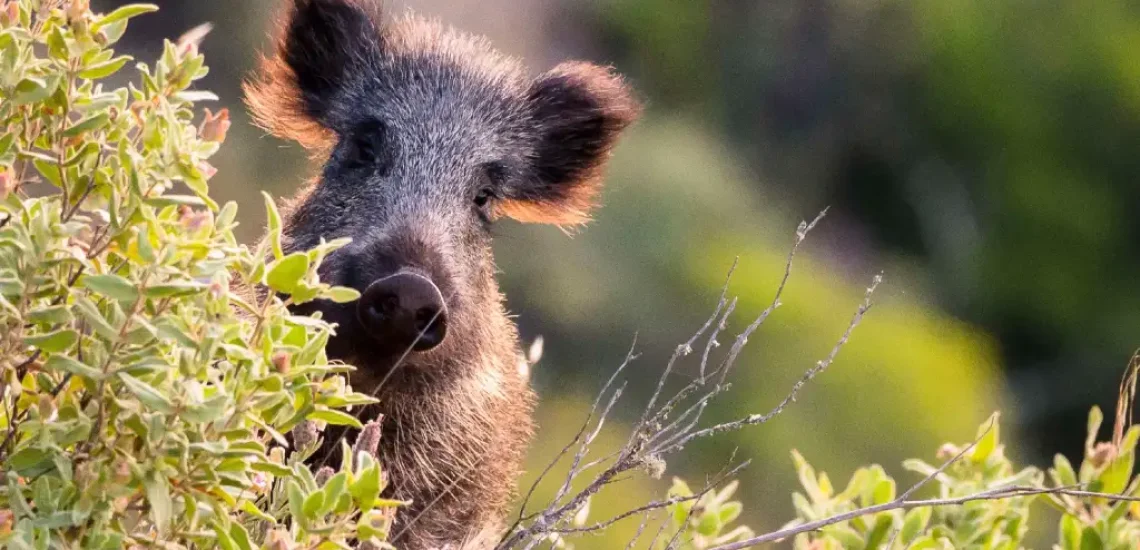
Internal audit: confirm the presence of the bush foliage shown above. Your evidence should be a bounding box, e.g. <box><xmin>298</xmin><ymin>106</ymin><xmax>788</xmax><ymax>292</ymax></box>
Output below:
<box><xmin>0</xmin><ymin>2</ymin><xmax>394</xmax><ymax>548</ymax></box>
<box><xmin>779</xmin><ymin>405</ymin><xmax>1140</xmax><ymax>550</ymax></box>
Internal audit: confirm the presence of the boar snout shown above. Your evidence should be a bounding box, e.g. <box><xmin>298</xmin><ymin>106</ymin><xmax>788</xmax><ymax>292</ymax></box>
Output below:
<box><xmin>357</xmin><ymin>271</ymin><xmax>449</xmax><ymax>353</ymax></box>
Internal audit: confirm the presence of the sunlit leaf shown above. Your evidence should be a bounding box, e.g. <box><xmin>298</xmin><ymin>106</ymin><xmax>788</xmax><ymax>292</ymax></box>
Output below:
<box><xmin>266</xmin><ymin>253</ymin><xmax>310</xmax><ymax>295</ymax></box>
<box><xmin>45</xmin><ymin>354</ymin><xmax>104</xmax><ymax>380</ymax></box>
<box><xmin>118</xmin><ymin>373</ymin><xmax>174</xmax><ymax>414</ymax></box>
<box><xmin>93</xmin><ymin>4</ymin><xmax>159</xmax><ymax>30</ymax></box>
<box><xmin>24</xmin><ymin>329</ymin><xmax>79</xmax><ymax>353</ymax></box>
<box><xmin>80</xmin><ymin>273</ymin><xmax>139</xmax><ymax>302</ymax></box>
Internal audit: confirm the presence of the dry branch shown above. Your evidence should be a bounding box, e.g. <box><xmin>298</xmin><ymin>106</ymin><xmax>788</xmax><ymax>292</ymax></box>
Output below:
<box><xmin>497</xmin><ymin>209</ymin><xmax>882</xmax><ymax>548</ymax></box>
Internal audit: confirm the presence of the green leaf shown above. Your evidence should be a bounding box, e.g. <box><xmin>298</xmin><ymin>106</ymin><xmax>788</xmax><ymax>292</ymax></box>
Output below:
<box><xmin>217</xmin><ymin>201</ymin><xmax>239</xmax><ymax>229</ymax></box>
<box><xmin>47</xmin><ymin>26</ymin><xmax>69</xmax><ymax>61</ymax></box>
<box><xmin>319</xmin><ymin>391</ymin><xmax>380</xmax><ymax>408</ymax></box>
<box><xmin>98</xmin><ymin>18</ymin><xmax>130</xmax><ymax>45</ymax></box>
<box><xmin>325</xmin><ymin>286</ymin><xmax>361</xmax><ymax>304</ymax></box>
<box><xmin>971</xmin><ymin>411</ymin><xmax>1000</xmax><ymax>463</ymax></box>
<box><xmin>900</xmin><ymin>507</ymin><xmax>931</xmax><ymax>544</ymax></box>
<box><xmin>80</xmin><ymin>273</ymin><xmax>139</xmax><ymax>302</ymax></box>
<box><xmin>45</xmin><ymin>355</ymin><xmax>104</xmax><ymax>380</ymax></box>
<box><xmin>8</xmin><ymin>447</ymin><xmax>51</xmax><ymax>475</ymax></box>
<box><xmin>79</xmin><ymin>56</ymin><xmax>131</xmax><ymax>79</ymax></box>
<box><xmin>93</xmin><ymin>4</ymin><xmax>159</xmax><ymax>30</ymax></box>
<box><xmin>821</xmin><ymin>524</ymin><xmax>863</xmax><ymax>548</ymax></box>
<box><xmin>229</xmin><ymin>522</ymin><xmax>253</xmax><ymax>550</ymax></box>
<box><xmin>864</xmin><ymin>513</ymin><xmax>894</xmax><ymax>549</ymax></box>
<box><xmin>182</xmin><ymin>394</ymin><xmax>229</xmax><ymax>424</ymax></box>
<box><xmin>308</xmin><ymin>408</ymin><xmax>364</xmax><ymax>429</ymax></box>
<box><xmin>238</xmin><ymin>500</ymin><xmax>277</xmax><ymax>524</ymax></box>
<box><xmin>12</xmin><ymin>77</ymin><xmax>52</xmax><ymax>105</ymax></box>
<box><xmin>288</xmin><ymin>281</ymin><xmax>320</xmax><ymax>304</ymax></box>
<box><xmin>33</xmin><ymin>158</ymin><xmax>62</xmax><ymax>187</ymax></box>
<box><xmin>791</xmin><ymin>492</ymin><xmax>815</xmax><ymax>522</ymax></box>
<box><xmin>350</xmin><ymin>464</ymin><xmax>382</xmax><ymax>512</ymax></box>
<box><xmin>1060</xmin><ymin>514</ymin><xmax>1081</xmax><ymax>550</ymax></box>
<box><xmin>251</xmin><ymin>460</ymin><xmax>292</xmax><ymax>477</ymax></box>
<box><xmin>145</xmin><ymin>282</ymin><xmax>206</xmax><ymax>298</ymax></box>
<box><xmin>717</xmin><ymin>501</ymin><xmax>742</xmax><ymax>526</ymax></box>
<box><xmin>322</xmin><ymin>472</ymin><xmax>348</xmax><ymax>514</ymax></box>
<box><xmin>63</xmin><ymin>141</ymin><xmax>100</xmax><ymax>166</ymax></box>
<box><xmin>0</xmin><ymin>132</ymin><xmax>13</xmax><ymax>157</ymax></box>
<box><xmin>696</xmin><ymin>505</ymin><xmax>720</xmax><ymax>536</ymax></box>
<box><xmin>1086</xmin><ymin>406</ymin><xmax>1103</xmax><ymax>453</ymax></box>
<box><xmin>287</xmin><ymin>480</ymin><xmax>308</xmax><ymax>530</ymax></box>
<box><xmin>263</xmin><ymin>192</ymin><xmax>284</xmax><ymax>260</ymax></box>
<box><xmin>61</xmin><ymin>113</ymin><xmax>110</xmax><ymax>138</ymax></box>
<box><xmin>303</xmin><ymin>490</ymin><xmax>326</xmax><ymax>520</ymax></box>
<box><xmin>144</xmin><ymin>474</ymin><xmax>173</xmax><ymax>536</ymax></box>
<box><xmin>1122</xmin><ymin>425</ymin><xmax>1140</xmax><ymax>454</ymax></box>
<box><xmin>24</xmin><ymin>329</ymin><xmax>79</xmax><ymax>353</ymax></box>
<box><xmin>74</xmin><ymin>296</ymin><xmax>118</xmax><ymax>340</ymax></box>
<box><xmin>143</xmin><ymin>194</ymin><xmax>206</xmax><ymax>208</ymax></box>
<box><xmin>1098</xmin><ymin>452</ymin><xmax>1133</xmax><ymax>495</ymax></box>
<box><xmin>1079</xmin><ymin>526</ymin><xmax>1102</xmax><ymax>550</ymax></box>
<box><xmin>791</xmin><ymin>450</ymin><xmax>823</xmax><ymax>503</ymax></box>
<box><xmin>118</xmin><ymin>373</ymin><xmax>174</xmax><ymax>414</ymax></box>
<box><xmin>266</xmin><ymin>253</ymin><xmax>310</xmax><ymax>295</ymax></box>
<box><xmin>871</xmin><ymin>477</ymin><xmax>895</xmax><ymax>505</ymax></box>
<box><xmin>27</xmin><ymin>305</ymin><xmax>73</xmax><ymax>325</ymax></box>
<box><xmin>1052</xmin><ymin>453</ymin><xmax>1078</xmax><ymax>487</ymax></box>
<box><xmin>211</xmin><ymin>523</ymin><xmax>238</xmax><ymax>550</ymax></box>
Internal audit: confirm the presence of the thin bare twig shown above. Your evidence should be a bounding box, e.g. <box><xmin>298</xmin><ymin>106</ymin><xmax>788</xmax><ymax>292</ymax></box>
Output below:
<box><xmin>622</xmin><ymin>509</ymin><xmax>657</xmax><ymax>550</ymax></box>
<box><xmin>549</xmin><ymin>459</ymin><xmax>750</xmax><ymax>536</ymax></box>
<box><xmin>509</xmin><ymin>337</ymin><xmax>641</xmax><ymax>532</ymax></box>
<box><xmin>652</xmin><ymin>272</ymin><xmax>882</xmax><ymax>456</ymax></box>
<box><xmin>498</xmin><ymin>210</ymin><xmax>878</xmax><ymax>549</ymax></box>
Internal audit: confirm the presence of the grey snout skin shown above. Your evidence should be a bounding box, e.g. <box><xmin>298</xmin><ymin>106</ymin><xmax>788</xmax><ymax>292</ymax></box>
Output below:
<box><xmin>357</xmin><ymin>272</ymin><xmax>449</xmax><ymax>352</ymax></box>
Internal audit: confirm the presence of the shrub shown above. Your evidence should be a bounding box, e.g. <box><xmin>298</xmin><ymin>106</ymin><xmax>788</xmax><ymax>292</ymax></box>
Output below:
<box><xmin>0</xmin><ymin>2</ymin><xmax>394</xmax><ymax>548</ymax></box>
<box><xmin>648</xmin><ymin>402</ymin><xmax>1140</xmax><ymax>550</ymax></box>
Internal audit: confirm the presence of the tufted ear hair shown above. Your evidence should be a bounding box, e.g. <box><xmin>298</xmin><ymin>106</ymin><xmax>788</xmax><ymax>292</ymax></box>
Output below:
<box><xmin>244</xmin><ymin>0</ymin><xmax>383</xmax><ymax>152</ymax></box>
<box><xmin>500</xmin><ymin>61</ymin><xmax>641</xmax><ymax>226</ymax></box>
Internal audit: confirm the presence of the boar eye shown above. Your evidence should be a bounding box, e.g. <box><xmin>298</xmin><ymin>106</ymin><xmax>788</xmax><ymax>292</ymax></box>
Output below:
<box><xmin>474</xmin><ymin>162</ymin><xmax>506</xmax><ymax>209</ymax></box>
<box><xmin>474</xmin><ymin>187</ymin><xmax>496</xmax><ymax>208</ymax></box>
<box><xmin>345</xmin><ymin>119</ymin><xmax>391</xmax><ymax>174</ymax></box>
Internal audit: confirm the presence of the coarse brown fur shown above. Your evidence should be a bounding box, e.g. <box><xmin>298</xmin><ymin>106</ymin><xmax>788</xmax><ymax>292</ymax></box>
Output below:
<box><xmin>245</xmin><ymin>1</ymin><xmax>639</xmax><ymax>547</ymax></box>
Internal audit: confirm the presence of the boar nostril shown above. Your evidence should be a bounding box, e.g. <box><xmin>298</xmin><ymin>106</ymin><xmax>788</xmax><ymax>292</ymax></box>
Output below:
<box><xmin>357</xmin><ymin>272</ymin><xmax>449</xmax><ymax>353</ymax></box>
<box><xmin>414</xmin><ymin>308</ymin><xmax>436</xmax><ymax>331</ymax></box>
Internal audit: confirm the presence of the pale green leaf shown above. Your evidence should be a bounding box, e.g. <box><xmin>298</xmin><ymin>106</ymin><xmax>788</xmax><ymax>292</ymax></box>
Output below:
<box><xmin>118</xmin><ymin>373</ymin><xmax>174</xmax><ymax>414</ymax></box>
<box><xmin>79</xmin><ymin>56</ymin><xmax>131</xmax><ymax>80</ymax></box>
<box><xmin>93</xmin><ymin>4</ymin><xmax>159</xmax><ymax>30</ymax></box>
<box><xmin>24</xmin><ymin>329</ymin><xmax>79</xmax><ymax>353</ymax></box>
<box><xmin>266</xmin><ymin>253</ymin><xmax>310</xmax><ymax>295</ymax></box>
<box><xmin>61</xmin><ymin>113</ymin><xmax>110</xmax><ymax>138</ymax></box>
<box><xmin>12</xmin><ymin>77</ymin><xmax>52</xmax><ymax>105</ymax></box>
<box><xmin>144</xmin><ymin>474</ymin><xmax>173</xmax><ymax>536</ymax></box>
<box><xmin>308</xmin><ymin>408</ymin><xmax>364</xmax><ymax>429</ymax></box>
<box><xmin>45</xmin><ymin>355</ymin><xmax>104</xmax><ymax>380</ymax></box>
<box><xmin>325</xmin><ymin>286</ymin><xmax>361</xmax><ymax>304</ymax></box>
<box><xmin>263</xmin><ymin>192</ymin><xmax>284</xmax><ymax>260</ymax></box>
<box><xmin>80</xmin><ymin>273</ymin><xmax>139</xmax><ymax>302</ymax></box>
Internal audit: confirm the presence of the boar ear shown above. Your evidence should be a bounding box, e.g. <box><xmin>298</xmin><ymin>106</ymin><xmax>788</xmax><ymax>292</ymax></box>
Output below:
<box><xmin>244</xmin><ymin>0</ymin><xmax>383</xmax><ymax>152</ymax></box>
<box><xmin>502</xmin><ymin>62</ymin><xmax>640</xmax><ymax>226</ymax></box>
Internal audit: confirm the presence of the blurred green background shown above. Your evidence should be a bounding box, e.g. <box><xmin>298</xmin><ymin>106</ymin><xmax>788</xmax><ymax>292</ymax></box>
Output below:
<box><xmin>96</xmin><ymin>0</ymin><xmax>1140</xmax><ymax>544</ymax></box>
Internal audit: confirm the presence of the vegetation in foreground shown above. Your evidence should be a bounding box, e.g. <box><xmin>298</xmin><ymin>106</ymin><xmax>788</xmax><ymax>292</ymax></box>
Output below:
<box><xmin>3</xmin><ymin>2</ymin><xmax>1140</xmax><ymax>549</ymax></box>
